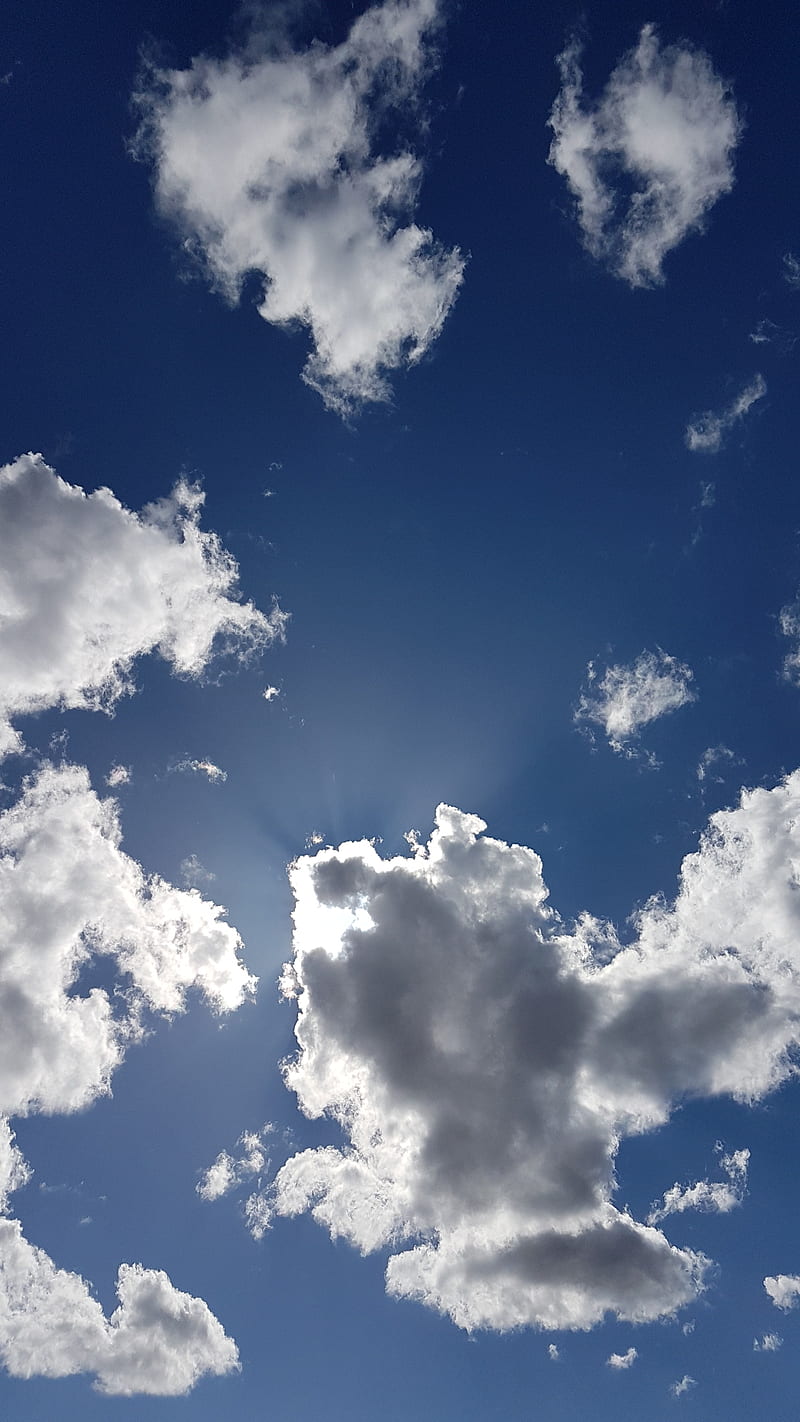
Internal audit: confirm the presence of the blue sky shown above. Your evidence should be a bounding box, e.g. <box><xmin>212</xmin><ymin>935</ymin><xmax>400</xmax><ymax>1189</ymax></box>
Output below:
<box><xmin>2</xmin><ymin>0</ymin><xmax>800</xmax><ymax>1415</ymax></box>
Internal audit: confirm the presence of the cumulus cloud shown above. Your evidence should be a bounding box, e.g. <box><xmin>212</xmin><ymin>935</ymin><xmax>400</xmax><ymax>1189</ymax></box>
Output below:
<box><xmin>0</xmin><ymin>761</ymin><xmax>253</xmax><ymax>1392</ymax></box>
<box><xmin>764</xmin><ymin>1275</ymin><xmax>800</xmax><ymax>1311</ymax></box>
<box><xmin>0</xmin><ymin>1229</ymin><xmax>238</xmax><ymax>1394</ymax></box>
<box><xmin>0</xmin><ymin>454</ymin><xmax>285</xmax><ymax>760</ymax></box>
<box><xmin>244</xmin><ymin>773</ymin><xmax>800</xmax><ymax>1333</ymax></box>
<box><xmin>575</xmin><ymin>650</ymin><xmax>695</xmax><ymax>757</ymax></box>
<box><xmin>684</xmin><ymin>375</ymin><xmax>766</xmax><ymax>453</ymax></box>
<box><xmin>754</xmin><ymin>1332</ymin><xmax>782</xmax><ymax>1352</ymax></box>
<box><xmin>607</xmin><ymin>1346</ymin><xmax>637</xmax><ymax>1369</ymax></box>
<box><xmin>198</xmin><ymin>1127</ymin><xmax>272</xmax><ymax>1203</ymax></box>
<box><xmin>647</xmin><ymin>1147</ymin><xmax>748</xmax><ymax>1225</ymax></box>
<box><xmin>134</xmin><ymin>0</ymin><xmax>464</xmax><ymax>417</ymax></box>
<box><xmin>548</xmin><ymin>24</ymin><xmax>740</xmax><ymax>286</ymax></box>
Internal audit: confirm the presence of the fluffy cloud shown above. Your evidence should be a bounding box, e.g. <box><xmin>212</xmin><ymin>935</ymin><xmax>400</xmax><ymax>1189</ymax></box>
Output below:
<box><xmin>764</xmin><ymin>1275</ymin><xmax>800</xmax><ymax>1311</ymax></box>
<box><xmin>251</xmin><ymin>775</ymin><xmax>800</xmax><ymax>1333</ymax></box>
<box><xmin>575</xmin><ymin>650</ymin><xmax>695</xmax><ymax>756</ymax></box>
<box><xmin>198</xmin><ymin>1127</ymin><xmax>272</xmax><ymax>1203</ymax></box>
<box><xmin>0</xmin><ymin>761</ymin><xmax>253</xmax><ymax>1391</ymax></box>
<box><xmin>647</xmin><ymin>1148</ymin><xmax>749</xmax><ymax>1225</ymax></box>
<box><xmin>0</xmin><ymin>453</ymin><xmax>285</xmax><ymax>759</ymax></box>
<box><xmin>684</xmin><ymin>374</ymin><xmax>766</xmax><ymax>453</ymax></box>
<box><xmin>548</xmin><ymin>24</ymin><xmax>740</xmax><ymax>286</ymax></box>
<box><xmin>134</xmin><ymin>0</ymin><xmax>464</xmax><ymax>417</ymax></box>
<box><xmin>607</xmin><ymin>1347</ymin><xmax>637</xmax><ymax>1369</ymax></box>
<box><xmin>0</xmin><ymin>1228</ymin><xmax>238</xmax><ymax>1395</ymax></box>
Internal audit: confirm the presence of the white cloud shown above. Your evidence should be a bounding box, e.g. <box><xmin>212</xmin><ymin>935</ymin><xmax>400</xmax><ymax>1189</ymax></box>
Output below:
<box><xmin>749</xmin><ymin>318</ymin><xmax>796</xmax><ymax>353</ymax></box>
<box><xmin>547</xmin><ymin>1342</ymin><xmax>560</xmax><ymax>1361</ymax></box>
<box><xmin>0</xmin><ymin>454</ymin><xmax>286</xmax><ymax>760</ymax></box>
<box><xmin>198</xmin><ymin>1127</ymin><xmax>272</xmax><ymax>1203</ymax></box>
<box><xmin>783</xmin><ymin>253</ymin><xmax>800</xmax><ymax>289</ymax></box>
<box><xmin>607</xmin><ymin>1346</ymin><xmax>637</xmax><ymax>1369</ymax></box>
<box><xmin>575</xmin><ymin>650</ymin><xmax>695</xmax><ymax>757</ymax></box>
<box><xmin>764</xmin><ymin>1274</ymin><xmax>800</xmax><ymax>1311</ymax></box>
<box><xmin>647</xmin><ymin>1147</ymin><xmax>749</xmax><ymax>1225</ymax></box>
<box><xmin>263</xmin><ymin>685</ymin><xmax>280</xmax><ymax>702</ymax></box>
<box><xmin>754</xmin><ymin>1332</ymin><xmax>782</xmax><ymax>1352</ymax></box>
<box><xmin>0</xmin><ymin>761</ymin><xmax>254</xmax><ymax>1392</ymax></box>
<box><xmin>0</xmin><ymin>1228</ymin><xmax>238</xmax><ymax>1395</ymax></box>
<box><xmin>548</xmin><ymin>24</ymin><xmax>740</xmax><ymax>287</ymax></box>
<box><xmin>671</xmin><ymin>1375</ymin><xmax>696</xmax><ymax>1397</ymax></box>
<box><xmin>684</xmin><ymin>375</ymin><xmax>766</xmax><ymax>453</ymax></box>
<box><xmin>172</xmin><ymin>757</ymin><xmax>228</xmax><ymax>784</ymax></box>
<box><xmin>105</xmin><ymin>764</ymin><xmax>132</xmax><ymax>788</ymax></box>
<box><xmin>251</xmin><ymin>771</ymin><xmax>800</xmax><ymax>1332</ymax></box>
<box><xmin>134</xmin><ymin>0</ymin><xmax>464</xmax><ymax>417</ymax></box>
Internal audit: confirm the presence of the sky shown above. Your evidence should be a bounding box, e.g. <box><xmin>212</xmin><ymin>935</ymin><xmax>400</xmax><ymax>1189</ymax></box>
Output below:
<box><xmin>2</xmin><ymin>0</ymin><xmax>800</xmax><ymax>1416</ymax></box>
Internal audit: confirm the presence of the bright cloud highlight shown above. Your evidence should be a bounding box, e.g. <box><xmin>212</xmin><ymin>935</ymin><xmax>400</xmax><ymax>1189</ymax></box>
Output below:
<box><xmin>647</xmin><ymin>1148</ymin><xmax>749</xmax><ymax>1225</ymax></box>
<box><xmin>134</xmin><ymin>0</ymin><xmax>464</xmax><ymax>417</ymax></box>
<box><xmin>764</xmin><ymin>1274</ymin><xmax>800</xmax><ymax>1311</ymax></box>
<box><xmin>548</xmin><ymin>24</ymin><xmax>740</xmax><ymax>286</ymax></box>
<box><xmin>0</xmin><ymin>454</ymin><xmax>285</xmax><ymax>760</ymax></box>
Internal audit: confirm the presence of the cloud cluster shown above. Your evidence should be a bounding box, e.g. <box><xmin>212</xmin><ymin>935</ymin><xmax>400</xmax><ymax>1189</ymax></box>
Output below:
<box><xmin>548</xmin><ymin>25</ymin><xmax>740</xmax><ymax>287</ymax></box>
<box><xmin>172</xmin><ymin>757</ymin><xmax>228</xmax><ymax>784</ymax></box>
<box><xmin>0</xmin><ymin>763</ymin><xmax>253</xmax><ymax>1390</ymax></box>
<box><xmin>198</xmin><ymin>1127</ymin><xmax>272</xmax><ymax>1203</ymax></box>
<box><xmin>684</xmin><ymin>375</ymin><xmax>766</xmax><ymax>453</ymax></box>
<box><xmin>753</xmin><ymin>1332</ymin><xmax>782</xmax><ymax>1352</ymax></box>
<box><xmin>246</xmin><ymin>774</ymin><xmax>800</xmax><ymax>1332</ymax></box>
<box><xmin>575</xmin><ymin>649</ymin><xmax>695</xmax><ymax>757</ymax></box>
<box><xmin>647</xmin><ymin>1147</ymin><xmax>749</xmax><ymax>1225</ymax></box>
<box><xmin>0</xmin><ymin>454</ymin><xmax>285</xmax><ymax>760</ymax></box>
<box><xmin>764</xmin><ymin>1275</ymin><xmax>800</xmax><ymax>1311</ymax></box>
<box><xmin>778</xmin><ymin>595</ymin><xmax>800</xmax><ymax>685</ymax></box>
<box><xmin>134</xmin><ymin>0</ymin><xmax>464</xmax><ymax>416</ymax></box>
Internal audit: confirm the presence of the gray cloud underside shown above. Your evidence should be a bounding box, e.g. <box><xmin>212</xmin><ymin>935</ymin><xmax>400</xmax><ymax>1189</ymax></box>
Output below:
<box><xmin>251</xmin><ymin>777</ymin><xmax>800</xmax><ymax>1332</ymax></box>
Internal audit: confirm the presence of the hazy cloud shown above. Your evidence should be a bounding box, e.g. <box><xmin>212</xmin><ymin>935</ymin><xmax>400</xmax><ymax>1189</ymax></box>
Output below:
<box><xmin>754</xmin><ymin>1332</ymin><xmax>782</xmax><ymax>1352</ymax></box>
<box><xmin>134</xmin><ymin>0</ymin><xmax>464</xmax><ymax>417</ymax></box>
<box><xmin>575</xmin><ymin>650</ymin><xmax>695</xmax><ymax>757</ymax></box>
<box><xmin>684</xmin><ymin>375</ymin><xmax>766</xmax><ymax>453</ymax></box>
<box><xmin>548</xmin><ymin>24</ymin><xmax>740</xmax><ymax>286</ymax></box>
<box><xmin>0</xmin><ymin>454</ymin><xmax>285</xmax><ymax>759</ymax></box>
<box><xmin>671</xmin><ymin>1374</ymin><xmax>696</xmax><ymax>1397</ymax></box>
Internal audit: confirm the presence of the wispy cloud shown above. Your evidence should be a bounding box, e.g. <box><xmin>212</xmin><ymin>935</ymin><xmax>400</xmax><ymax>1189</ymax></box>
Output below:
<box><xmin>684</xmin><ymin>375</ymin><xmax>766</xmax><ymax>453</ymax></box>
<box><xmin>575</xmin><ymin>649</ymin><xmax>696</xmax><ymax>758</ymax></box>
<box><xmin>548</xmin><ymin>24</ymin><xmax>740</xmax><ymax>287</ymax></box>
<box><xmin>647</xmin><ymin>1147</ymin><xmax>749</xmax><ymax>1225</ymax></box>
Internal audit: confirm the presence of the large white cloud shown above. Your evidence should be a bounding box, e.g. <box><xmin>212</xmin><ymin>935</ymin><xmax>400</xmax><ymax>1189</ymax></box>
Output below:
<box><xmin>764</xmin><ymin>1275</ymin><xmax>800</xmax><ymax>1311</ymax></box>
<box><xmin>250</xmin><ymin>776</ymin><xmax>800</xmax><ymax>1332</ymax></box>
<box><xmin>0</xmin><ymin>453</ymin><xmax>285</xmax><ymax>760</ymax></box>
<box><xmin>684</xmin><ymin>374</ymin><xmax>766</xmax><ymax>453</ymax></box>
<box><xmin>133</xmin><ymin>0</ymin><xmax>464</xmax><ymax>417</ymax></box>
<box><xmin>548</xmin><ymin>24</ymin><xmax>740</xmax><ymax>287</ymax></box>
<box><xmin>0</xmin><ymin>762</ymin><xmax>252</xmax><ymax>1391</ymax></box>
<box><xmin>575</xmin><ymin>649</ymin><xmax>695</xmax><ymax>757</ymax></box>
<box><xmin>0</xmin><ymin>1228</ymin><xmax>238</xmax><ymax>1395</ymax></box>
